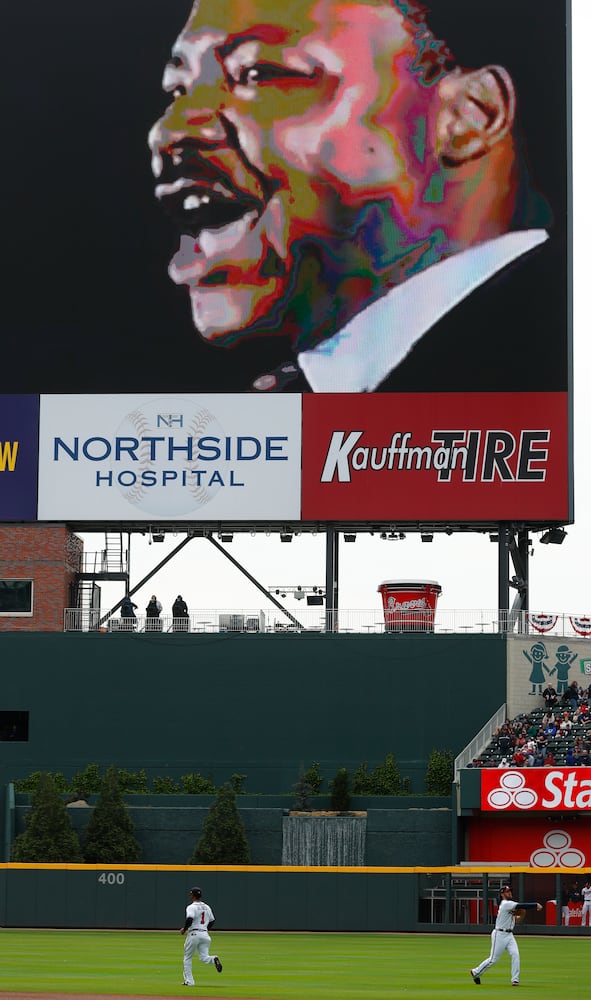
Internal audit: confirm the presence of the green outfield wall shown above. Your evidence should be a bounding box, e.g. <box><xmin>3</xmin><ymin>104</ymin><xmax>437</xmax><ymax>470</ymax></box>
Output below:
<box><xmin>0</xmin><ymin>865</ymin><xmax>572</xmax><ymax>934</ymax></box>
<box><xmin>0</xmin><ymin>631</ymin><xmax>506</xmax><ymax>793</ymax></box>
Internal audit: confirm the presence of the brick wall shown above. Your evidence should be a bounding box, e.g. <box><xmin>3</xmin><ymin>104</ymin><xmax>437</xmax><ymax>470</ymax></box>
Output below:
<box><xmin>0</xmin><ymin>525</ymin><xmax>83</xmax><ymax>632</ymax></box>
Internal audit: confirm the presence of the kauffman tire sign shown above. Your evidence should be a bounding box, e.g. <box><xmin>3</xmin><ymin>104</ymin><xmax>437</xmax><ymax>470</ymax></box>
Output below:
<box><xmin>301</xmin><ymin>393</ymin><xmax>569</xmax><ymax>521</ymax></box>
<box><xmin>38</xmin><ymin>395</ymin><xmax>301</xmax><ymax>520</ymax></box>
<box><xmin>481</xmin><ymin>768</ymin><xmax>591</xmax><ymax>812</ymax></box>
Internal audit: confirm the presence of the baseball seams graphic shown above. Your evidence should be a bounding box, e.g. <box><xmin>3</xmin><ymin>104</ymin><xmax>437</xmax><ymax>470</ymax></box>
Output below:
<box><xmin>529</xmin><ymin>830</ymin><xmax>586</xmax><ymax>868</ymax></box>
<box><xmin>113</xmin><ymin>398</ymin><xmax>223</xmax><ymax>514</ymax></box>
<box><xmin>486</xmin><ymin>771</ymin><xmax>538</xmax><ymax>810</ymax></box>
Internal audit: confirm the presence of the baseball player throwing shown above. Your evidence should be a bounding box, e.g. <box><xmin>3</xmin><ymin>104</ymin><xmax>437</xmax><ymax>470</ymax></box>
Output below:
<box><xmin>470</xmin><ymin>884</ymin><xmax>542</xmax><ymax>986</ymax></box>
<box><xmin>181</xmin><ymin>886</ymin><xmax>223</xmax><ymax>986</ymax></box>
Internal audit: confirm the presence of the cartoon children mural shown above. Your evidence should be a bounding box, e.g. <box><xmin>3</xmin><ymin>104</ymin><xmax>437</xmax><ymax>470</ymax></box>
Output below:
<box><xmin>551</xmin><ymin>644</ymin><xmax>578</xmax><ymax>694</ymax></box>
<box><xmin>523</xmin><ymin>642</ymin><xmax>551</xmax><ymax>695</ymax></box>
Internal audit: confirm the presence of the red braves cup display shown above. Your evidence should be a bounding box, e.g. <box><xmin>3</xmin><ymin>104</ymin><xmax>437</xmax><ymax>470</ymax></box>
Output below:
<box><xmin>377</xmin><ymin>581</ymin><xmax>442</xmax><ymax>632</ymax></box>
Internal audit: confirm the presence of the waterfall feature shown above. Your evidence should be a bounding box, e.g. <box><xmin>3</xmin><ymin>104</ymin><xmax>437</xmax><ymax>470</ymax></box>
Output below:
<box><xmin>281</xmin><ymin>814</ymin><xmax>367</xmax><ymax>866</ymax></box>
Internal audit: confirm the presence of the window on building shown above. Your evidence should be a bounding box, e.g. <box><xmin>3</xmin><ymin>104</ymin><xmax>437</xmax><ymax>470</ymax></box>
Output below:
<box><xmin>0</xmin><ymin>711</ymin><xmax>29</xmax><ymax>741</ymax></box>
<box><xmin>0</xmin><ymin>580</ymin><xmax>33</xmax><ymax>615</ymax></box>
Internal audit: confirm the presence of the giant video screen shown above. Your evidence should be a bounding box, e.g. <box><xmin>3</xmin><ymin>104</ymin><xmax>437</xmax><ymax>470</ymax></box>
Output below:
<box><xmin>0</xmin><ymin>0</ymin><xmax>571</xmax><ymax>523</ymax></box>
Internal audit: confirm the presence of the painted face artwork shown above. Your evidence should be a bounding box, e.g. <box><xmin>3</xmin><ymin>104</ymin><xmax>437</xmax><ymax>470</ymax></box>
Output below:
<box><xmin>148</xmin><ymin>0</ymin><xmax>461</xmax><ymax>350</ymax></box>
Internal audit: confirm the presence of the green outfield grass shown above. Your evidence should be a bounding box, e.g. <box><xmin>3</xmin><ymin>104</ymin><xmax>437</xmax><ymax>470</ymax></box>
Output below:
<box><xmin>0</xmin><ymin>929</ymin><xmax>588</xmax><ymax>999</ymax></box>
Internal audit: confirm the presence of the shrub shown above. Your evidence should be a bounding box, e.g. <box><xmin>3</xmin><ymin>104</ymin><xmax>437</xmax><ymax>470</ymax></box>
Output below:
<box><xmin>115</xmin><ymin>768</ymin><xmax>148</xmax><ymax>793</ymax></box>
<box><xmin>425</xmin><ymin>749</ymin><xmax>454</xmax><ymax>795</ymax></box>
<box><xmin>191</xmin><ymin>783</ymin><xmax>250</xmax><ymax>864</ymax></box>
<box><xmin>71</xmin><ymin>763</ymin><xmax>103</xmax><ymax>798</ymax></box>
<box><xmin>12</xmin><ymin>772</ymin><xmax>82</xmax><ymax>862</ymax></box>
<box><xmin>230</xmin><ymin>772</ymin><xmax>247</xmax><ymax>794</ymax></box>
<box><xmin>291</xmin><ymin>768</ymin><xmax>316</xmax><ymax>811</ymax></box>
<box><xmin>152</xmin><ymin>775</ymin><xmax>181</xmax><ymax>794</ymax></box>
<box><xmin>181</xmin><ymin>772</ymin><xmax>217</xmax><ymax>795</ymax></box>
<box><xmin>352</xmin><ymin>753</ymin><xmax>401</xmax><ymax>795</ymax></box>
<box><xmin>329</xmin><ymin>768</ymin><xmax>351</xmax><ymax>812</ymax></box>
<box><xmin>14</xmin><ymin>770</ymin><xmax>68</xmax><ymax>794</ymax></box>
<box><xmin>83</xmin><ymin>766</ymin><xmax>141</xmax><ymax>863</ymax></box>
<box><xmin>303</xmin><ymin>761</ymin><xmax>324</xmax><ymax>794</ymax></box>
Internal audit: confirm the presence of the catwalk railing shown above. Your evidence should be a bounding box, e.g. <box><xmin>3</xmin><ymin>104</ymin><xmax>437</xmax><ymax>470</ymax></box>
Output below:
<box><xmin>62</xmin><ymin>608</ymin><xmax>591</xmax><ymax>637</ymax></box>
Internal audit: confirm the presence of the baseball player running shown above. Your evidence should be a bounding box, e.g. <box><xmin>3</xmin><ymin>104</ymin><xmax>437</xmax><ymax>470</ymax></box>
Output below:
<box><xmin>470</xmin><ymin>884</ymin><xmax>542</xmax><ymax>986</ymax></box>
<box><xmin>181</xmin><ymin>886</ymin><xmax>223</xmax><ymax>986</ymax></box>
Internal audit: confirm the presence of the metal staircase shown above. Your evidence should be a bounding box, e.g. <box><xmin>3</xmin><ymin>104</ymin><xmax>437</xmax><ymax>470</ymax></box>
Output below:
<box><xmin>71</xmin><ymin>532</ymin><xmax>129</xmax><ymax>628</ymax></box>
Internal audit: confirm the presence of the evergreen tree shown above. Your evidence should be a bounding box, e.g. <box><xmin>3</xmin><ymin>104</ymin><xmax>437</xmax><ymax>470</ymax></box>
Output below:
<box><xmin>329</xmin><ymin>768</ymin><xmax>351</xmax><ymax>812</ymax></box>
<box><xmin>12</xmin><ymin>772</ymin><xmax>82</xmax><ymax>862</ymax></box>
<box><xmin>83</xmin><ymin>766</ymin><xmax>141</xmax><ymax>863</ymax></box>
<box><xmin>425</xmin><ymin>749</ymin><xmax>455</xmax><ymax>795</ymax></box>
<box><xmin>191</xmin><ymin>783</ymin><xmax>250</xmax><ymax>864</ymax></box>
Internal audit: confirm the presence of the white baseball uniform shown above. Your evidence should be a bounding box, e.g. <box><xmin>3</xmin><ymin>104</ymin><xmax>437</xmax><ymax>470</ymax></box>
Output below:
<box><xmin>183</xmin><ymin>899</ymin><xmax>219</xmax><ymax>986</ymax></box>
<box><xmin>582</xmin><ymin>884</ymin><xmax>591</xmax><ymax>927</ymax></box>
<box><xmin>471</xmin><ymin>898</ymin><xmax>538</xmax><ymax>985</ymax></box>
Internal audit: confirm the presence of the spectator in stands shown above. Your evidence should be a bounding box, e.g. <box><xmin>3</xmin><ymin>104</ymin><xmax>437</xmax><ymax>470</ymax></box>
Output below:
<box><xmin>541</xmin><ymin>710</ymin><xmax>555</xmax><ymax>727</ymax></box>
<box><xmin>559</xmin><ymin>712</ymin><xmax>572</xmax><ymax>733</ymax></box>
<box><xmin>565</xmin><ymin>746</ymin><xmax>576</xmax><ymax>766</ymax></box>
<box><xmin>523</xmin><ymin>739</ymin><xmax>536</xmax><ymax>766</ymax></box>
<box><xmin>498</xmin><ymin>732</ymin><xmax>512</xmax><ymax>755</ymax></box>
<box><xmin>512</xmin><ymin>748</ymin><xmax>525</xmax><ymax>767</ymax></box>
<box><xmin>534</xmin><ymin>737</ymin><xmax>547</xmax><ymax>767</ymax></box>
<box><xmin>577</xmin><ymin>748</ymin><xmax>591</xmax><ymax>767</ymax></box>
<box><xmin>172</xmin><ymin>595</ymin><xmax>190</xmax><ymax>632</ymax></box>
<box><xmin>498</xmin><ymin>757</ymin><xmax>510</xmax><ymax>768</ymax></box>
<box><xmin>120</xmin><ymin>594</ymin><xmax>138</xmax><ymax>629</ymax></box>
<box><xmin>544</xmin><ymin>749</ymin><xmax>556</xmax><ymax>767</ymax></box>
<box><xmin>146</xmin><ymin>594</ymin><xmax>163</xmax><ymax>632</ymax></box>
<box><xmin>564</xmin><ymin>682</ymin><xmax>579</xmax><ymax>712</ymax></box>
<box><xmin>542</xmin><ymin>684</ymin><xmax>558</xmax><ymax>710</ymax></box>
<box><xmin>543</xmin><ymin>719</ymin><xmax>557</xmax><ymax>737</ymax></box>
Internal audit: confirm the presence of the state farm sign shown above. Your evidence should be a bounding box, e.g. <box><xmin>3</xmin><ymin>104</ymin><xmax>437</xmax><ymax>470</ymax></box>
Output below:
<box><xmin>481</xmin><ymin>768</ymin><xmax>591</xmax><ymax>811</ymax></box>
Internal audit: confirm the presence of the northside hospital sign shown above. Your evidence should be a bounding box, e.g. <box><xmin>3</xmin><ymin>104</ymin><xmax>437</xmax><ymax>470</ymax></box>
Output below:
<box><xmin>0</xmin><ymin>392</ymin><xmax>571</xmax><ymax>522</ymax></box>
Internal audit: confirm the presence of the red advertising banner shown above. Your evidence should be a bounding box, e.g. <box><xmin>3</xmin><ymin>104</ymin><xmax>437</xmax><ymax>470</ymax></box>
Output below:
<box><xmin>480</xmin><ymin>767</ymin><xmax>591</xmax><ymax>812</ymax></box>
<box><xmin>301</xmin><ymin>393</ymin><xmax>569</xmax><ymax>521</ymax></box>
<box><xmin>467</xmin><ymin>815</ymin><xmax>590</xmax><ymax>868</ymax></box>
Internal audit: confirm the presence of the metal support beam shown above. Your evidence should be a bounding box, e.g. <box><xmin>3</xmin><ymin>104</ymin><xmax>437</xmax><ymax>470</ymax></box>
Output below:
<box><xmin>497</xmin><ymin>524</ymin><xmax>530</xmax><ymax>634</ymax></box>
<box><xmin>325</xmin><ymin>528</ymin><xmax>339</xmax><ymax>632</ymax></box>
<box><xmin>205</xmin><ymin>534</ymin><xmax>304</xmax><ymax>629</ymax></box>
<box><xmin>497</xmin><ymin>524</ymin><xmax>511</xmax><ymax>632</ymax></box>
<box><xmin>507</xmin><ymin>528</ymin><xmax>530</xmax><ymax>634</ymax></box>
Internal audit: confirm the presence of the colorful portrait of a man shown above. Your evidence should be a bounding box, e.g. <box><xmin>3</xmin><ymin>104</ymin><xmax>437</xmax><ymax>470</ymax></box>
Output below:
<box><xmin>147</xmin><ymin>0</ymin><xmax>566</xmax><ymax>393</ymax></box>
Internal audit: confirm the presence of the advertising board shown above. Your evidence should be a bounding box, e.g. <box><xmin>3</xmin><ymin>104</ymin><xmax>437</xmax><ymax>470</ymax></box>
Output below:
<box><xmin>481</xmin><ymin>768</ymin><xmax>591</xmax><ymax>813</ymax></box>
<box><xmin>468</xmin><ymin>815</ymin><xmax>590</xmax><ymax>869</ymax></box>
<box><xmin>37</xmin><ymin>395</ymin><xmax>301</xmax><ymax>521</ymax></box>
<box><xmin>0</xmin><ymin>0</ymin><xmax>571</xmax><ymax>524</ymax></box>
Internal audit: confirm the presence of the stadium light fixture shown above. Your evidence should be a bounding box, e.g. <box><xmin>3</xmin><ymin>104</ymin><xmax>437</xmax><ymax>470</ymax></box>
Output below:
<box><xmin>540</xmin><ymin>527</ymin><xmax>567</xmax><ymax>545</ymax></box>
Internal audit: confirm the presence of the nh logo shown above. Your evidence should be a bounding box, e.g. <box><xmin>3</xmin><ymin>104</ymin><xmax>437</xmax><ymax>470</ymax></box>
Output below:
<box><xmin>157</xmin><ymin>414</ymin><xmax>183</xmax><ymax>427</ymax></box>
